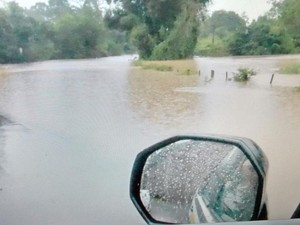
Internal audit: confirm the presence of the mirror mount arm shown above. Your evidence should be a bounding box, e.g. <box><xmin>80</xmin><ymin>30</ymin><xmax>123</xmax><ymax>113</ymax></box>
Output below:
<box><xmin>291</xmin><ymin>203</ymin><xmax>300</xmax><ymax>219</ymax></box>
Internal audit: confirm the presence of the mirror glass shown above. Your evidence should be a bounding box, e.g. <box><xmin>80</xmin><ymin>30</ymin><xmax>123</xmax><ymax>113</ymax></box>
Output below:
<box><xmin>140</xmin><ymin>140</ymin><xmax>259</xmax><ymax>224</ymax></box>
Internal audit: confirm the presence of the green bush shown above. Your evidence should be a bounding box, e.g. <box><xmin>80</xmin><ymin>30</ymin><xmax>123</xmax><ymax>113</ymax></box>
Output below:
<box><xmin>233</xmin><ymin>68</ymin><xmax>256</xmax><ymax>81</ymax></box>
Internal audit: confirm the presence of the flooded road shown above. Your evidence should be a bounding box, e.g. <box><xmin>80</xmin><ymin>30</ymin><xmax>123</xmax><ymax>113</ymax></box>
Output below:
<box><xmin>0</xmin><ymin>55</ymin><xmax>299</xmax><ymax>224</ymax></box>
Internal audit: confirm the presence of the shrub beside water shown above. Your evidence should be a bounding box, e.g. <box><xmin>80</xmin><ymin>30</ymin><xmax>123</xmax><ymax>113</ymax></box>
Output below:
<box><xmin>233</xmin><ymin>68</ymin><xmax>256</xmax><ymax>81</ymax></box>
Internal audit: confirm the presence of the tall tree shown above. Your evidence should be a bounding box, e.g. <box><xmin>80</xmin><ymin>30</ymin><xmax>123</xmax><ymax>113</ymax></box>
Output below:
<box><xmin>107</xmin><ymin>0</ymin><xmax>210</xmax><ymax>59</ymax></box>
<box><xmin>29</xmin><ymin>2</ymin><xmax>49</xmax><ymax>21</ymax></box>
<box><xmin>0</xmin><ymin>8</ymin><xmax>18</xmax><ymax>63</ymax></box>
<box><xmin>52</xmin><ymin>6</ymin><xmax>106</xmax><ymax>59</ymax></box>
<box><xmin>275</xmin><ymin>0</ymin><xmax>300</xmax><ymax>48</ymax></box>
<box><xmin>5</xmin><ymin>2</ymin><xmax>37</xmax><ymax>62</ymax></box>
<box><xmin>229</xmin><ymin>16</ymin><xmax>293</xmax><ymax>55</ymax></box>
<box><xmin>48</xmin><ymin>0</ymin><xmax>72</xmax><ymax>19</ymax></box>
<box><xmin>208</xmin><ymin>10</ymin><xmax>246</xmax><ymax>44</ymax></box>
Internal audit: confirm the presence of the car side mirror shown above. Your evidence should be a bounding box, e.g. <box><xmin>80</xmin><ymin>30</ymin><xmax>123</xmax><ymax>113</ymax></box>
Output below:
<box><xmin>130</xmin><ymin>135</ymin><xmax>268</xmax><ymax>224</ymax></box>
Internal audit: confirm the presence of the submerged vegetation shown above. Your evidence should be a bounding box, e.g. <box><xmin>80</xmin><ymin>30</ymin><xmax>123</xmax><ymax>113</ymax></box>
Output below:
<box><xmin>132</xmin><ymin>59</ymin><xmax>198</xmax><ymax>75</ymax></box>
<box><xmin>279</xmin><ymin>61</ymin><xmax>300</xmax><ymax>74</ymax></box>
<box><xmin>132</xmin><ymin>60</ymin><xmax>172</xmax><ymax>71</ymax></box>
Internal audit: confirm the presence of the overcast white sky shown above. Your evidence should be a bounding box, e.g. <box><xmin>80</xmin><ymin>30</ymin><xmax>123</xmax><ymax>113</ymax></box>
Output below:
<box><xmin>3</xmin><ymin>0</ymin><xmax>272</xmax><ymax>21</ymax></box>
<box><xmin>208</xmin><ymin>0</ymin><xmax>272</xmax><ymax>21</ymax></box>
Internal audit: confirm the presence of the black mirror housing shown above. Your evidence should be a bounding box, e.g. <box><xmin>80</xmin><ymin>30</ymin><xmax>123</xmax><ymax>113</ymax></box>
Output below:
<box><xmin>130</xmin><ymin>134</ymin><xmax>268</xmax><ymax>224</ymax></box>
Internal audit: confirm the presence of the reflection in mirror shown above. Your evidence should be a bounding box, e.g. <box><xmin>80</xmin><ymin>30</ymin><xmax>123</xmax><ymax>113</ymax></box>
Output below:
<box><xmin>140</xmin><ymin>140</ymin><xmax>258</xmax><ymax>224</ymax></box>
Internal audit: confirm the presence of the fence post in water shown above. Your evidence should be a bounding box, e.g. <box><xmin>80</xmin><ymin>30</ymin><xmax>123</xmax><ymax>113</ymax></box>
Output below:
<box><xmin>270</xmin><ymin>74</ymin><xmax>275</xmax><ymax>85</ymax></box>
<box><xmin>198</xmin><ymin>70</ymin><xmax>201</xmax><ymax>76</ymax></box>
<box><xmin>211</xmin><ymin>70</ymin><xmax>215</xmax><ymax>79</ymax></box>
<box><xmin>226</xmin><ymin>72</ymin><xmax>228</xmax><ymax>81</ymax></box>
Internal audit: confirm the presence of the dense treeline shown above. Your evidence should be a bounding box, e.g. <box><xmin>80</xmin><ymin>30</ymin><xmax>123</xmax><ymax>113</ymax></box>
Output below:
<box><xmin>1</xmin><ymin>0</ymin><xmax>300</xmax><ymax>63</ymax></box>
<box><xmin>0</xmin><ymin>0</ymin><xmax>133</xmax><ymax>63</ymax></box>
<box><xmin>196</xmin><ymin>0</ymin><xmax>300</xmax><ymax>56</ymax></box>
<box><xmin>0</xmin><ymin>0</ymin><xmax>211</xmax><ymax>63</ymax></box>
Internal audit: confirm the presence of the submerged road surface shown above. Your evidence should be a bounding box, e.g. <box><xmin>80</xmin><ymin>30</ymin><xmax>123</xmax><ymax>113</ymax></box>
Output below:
<box><xmin>0</xmin><ymin>55</ymin><xmax>299</xmax><ymax>224</ymax></box>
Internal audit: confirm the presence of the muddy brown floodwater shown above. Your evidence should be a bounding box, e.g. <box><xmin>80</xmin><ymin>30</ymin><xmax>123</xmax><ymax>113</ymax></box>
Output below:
<box><xmin>0</xmin><ymin>55</ymin><xmax>299</xmax><ymax>224</ymax></box>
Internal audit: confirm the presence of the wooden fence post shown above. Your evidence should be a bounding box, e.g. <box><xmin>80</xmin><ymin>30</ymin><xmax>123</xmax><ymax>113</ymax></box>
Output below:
<box><xmin>270</xmin><ymin>74</ymin><xmax>275</xmax><ymax>85</ymax></box>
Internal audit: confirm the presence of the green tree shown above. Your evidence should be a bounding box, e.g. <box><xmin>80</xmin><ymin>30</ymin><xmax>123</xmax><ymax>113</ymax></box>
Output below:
<box><xmin>28</xmin><ymin>2</ymin><xmax>49</xmax><ymax>21</ymax></box>
<box><xmin>25</xmin><ymin>3</ymin><xmax>56</xmax><ymax>61</ymax></box>
<box><xmin>195</xmin><ymin>10</ymin><xmax>246</xmax><ymax>56</ymax></box>
<box><xmin>273</xmin><ymin>0</ymin><xmax>300</xmax><ymax>49</ymax></box>
<box><xmin>229</xmin><ymin>16</ymin><xmax>293</xmax><ymax>55</ymax></box>
<box><xmin>151</xmin><ymin>1</ymin><xmax>202</xmax><ymax>59</ymax></box>
<box><xmin>48</xmin><ymin>0</ymin><xmax>72</xmax><ymax>19</ymax></box>
<box><xmin>27</xmin><ymin>19</ymin><xmax>56</xmax><ymax>61</ymax></box>
<box><xmin>5</xmin><ymin>2</ymin><xmax>37</xmax><ymax>62</ymax></box>
<box><xmin>208</xmin><ymin>10</ymin><xmax>246</xmax><ymax>44</ymax></box>
<box><xmin>53</xmin><ymin>7</ymin><xmax>106</xmax><ymax>59</ymax></box>
<box><xmin>108</xmin><ymin>0</ymin><xmax>210</xmax><ymax>60</ymax></box>
<box><xmin>0</xmin><ymin>0</ymin><xmax>141</xmax><ymax>63</ymax></box>
<box><xmin>0</xmin><ymin>9</ymin><xmax>19</xmax><ymax>63</ymax></box>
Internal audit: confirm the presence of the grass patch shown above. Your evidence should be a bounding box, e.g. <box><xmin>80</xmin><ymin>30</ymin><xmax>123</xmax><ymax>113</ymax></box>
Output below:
<box><xmin>132</xmin><ymin>60</ymin><xmax>143</xmax><ymax>67</ymax></box>
<box><xmin>279</xmin><ymin>60</ymin><xmax>300</xmax><ymax>74</ymax></box>
<box><xmin>0</xmin><ymin>68</ymin><xmax>7</xmax><ymax>76</ymax></box>
<box><xmin>143</xmin><ymin>64</ymin><xmax>173</xmax><ymax>72</ymax></box>
<box><xmin>295</xmin><ymin>87</ymin><xmax>300</xmax><ymax>92</ymax></box>
<box><xmin>132</xmin><ymin>59</ymin><xmax>198</xmax><ymax>75</ymax></box>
